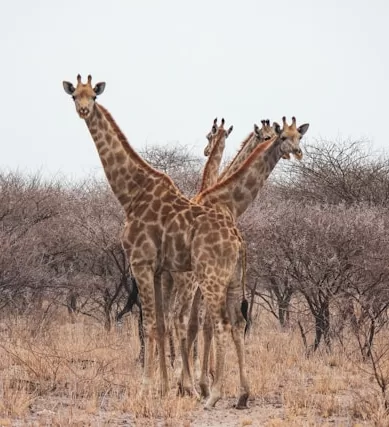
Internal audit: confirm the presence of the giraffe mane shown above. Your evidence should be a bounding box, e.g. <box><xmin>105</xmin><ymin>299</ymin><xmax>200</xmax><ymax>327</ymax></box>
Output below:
<box><xmin>218</xmin><ymin>131</ymin><xmax>254</xmax><ymax>180</ymax></box>
<box><xmin>198</xmin><ymin>134</ymin><xmax>278</xmax><ymax>200</ymax></box>
<box><xmin>96</xmin><ymin>103</ymin><xmax>177</xmax><ymax>188</ymax></box>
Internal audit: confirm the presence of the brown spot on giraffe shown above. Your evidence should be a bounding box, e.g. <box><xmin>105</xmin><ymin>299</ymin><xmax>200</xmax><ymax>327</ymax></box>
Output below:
<box><xmin>116</xmin><ymin>151</ymin><xmax>126</xmax><ymax>164</ymax></box>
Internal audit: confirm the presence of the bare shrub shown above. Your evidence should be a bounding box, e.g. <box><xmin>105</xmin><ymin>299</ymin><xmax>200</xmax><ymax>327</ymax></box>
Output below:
<box><xmin>140</xmin><ymin>143</ymin><xmax>203</xmax><ymax>197</ymax></box>
<box><xmin>278</xmin><ymin>138</ymin><xmax>389</xmax><ymax>206</ymax></box>
<box><xmin>241</xmin><ymin>199</ymin><xmax>389</xmax><ymax>353</ymax></box>
<box><xmin>0</xmin><ymin>172</ymin><xmax>64</xmax><ymax>314</ymax></box>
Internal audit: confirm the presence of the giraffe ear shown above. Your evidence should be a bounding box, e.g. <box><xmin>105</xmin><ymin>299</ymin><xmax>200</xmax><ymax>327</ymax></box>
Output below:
<box><xmin>273</xmin><ymin>122</ymin><xmax>281</xmax><ymax>135</ymax></box>
<box><xmin>254</xmin><ymin>124</ymin><xmax>260</xmax><ymax>137</ymax></box>
<box><xmin>63</xmin><ymin>81</ymin><xmax>75</xmax><ymax>95</ymax></box>
<box><xmin>298</xmin><ymin>123</ymin><xmax>309</xmax><ymax>136</ymax></box>
<box><xmin>226</xmin><ymin>125</ymin><xmax>233</xmax><ymax>137</ymax></box>
<box><xmin>93</xmin><ymin>82</ymin><xmax>106</xmax><ymax>96</ymax></box>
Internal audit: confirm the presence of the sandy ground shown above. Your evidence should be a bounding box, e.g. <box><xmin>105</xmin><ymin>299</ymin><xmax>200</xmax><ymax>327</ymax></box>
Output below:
<box><xmin>3</xmin><ymin>395</ymin><xmax>371</xmax><ymax>427</ymax></box>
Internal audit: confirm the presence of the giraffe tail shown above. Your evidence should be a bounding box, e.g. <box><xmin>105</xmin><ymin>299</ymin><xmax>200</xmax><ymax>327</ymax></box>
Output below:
<box><xmin>239</xmin><ymin>241</ymin><xmax>251</xmax><ymax>337</ymax></box>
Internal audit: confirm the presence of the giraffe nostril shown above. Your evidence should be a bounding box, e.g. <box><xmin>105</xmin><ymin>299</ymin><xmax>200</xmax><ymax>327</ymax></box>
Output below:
<box><xmin>80</xmin><ymin>108</ymin><xmax>89</xmax><ymax>116</ymax></box>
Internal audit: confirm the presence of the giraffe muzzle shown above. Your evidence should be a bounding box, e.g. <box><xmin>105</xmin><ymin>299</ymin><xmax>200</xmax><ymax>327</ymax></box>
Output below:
<box><xmin>79</xmin><ymin>107</ymin><xmax>90</xmax><ymax>118</ymax></box>
<box><xmin>293</xmin><ymin>148</ymin><xmax>303</xmax><ymax>160</ymax></box>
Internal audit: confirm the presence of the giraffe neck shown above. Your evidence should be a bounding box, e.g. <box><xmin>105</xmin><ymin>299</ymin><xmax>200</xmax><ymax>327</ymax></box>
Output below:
<box><xmin>195</xmin><ymin>135</ymin><xmax>283</xmax><ymax>219</ymax></box>
<box><xmin>199</xmin><ymin>134</ymin><xmax>227</xmax><ymax>192</ymax></box>
<box><xmin>218</xmin><ymin>132</ymin><xmax>254</xmax><ymax>181</ymax></box>
<box><xmin>85</xmin><ymin>103</ymin><xmax>175</xmax><ymax>212</ymax></box>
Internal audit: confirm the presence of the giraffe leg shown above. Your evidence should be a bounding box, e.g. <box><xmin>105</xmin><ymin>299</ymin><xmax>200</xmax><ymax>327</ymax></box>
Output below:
<box><xmin>199</xmin><ymin>308</ymin><xmax>213</xmax><ymax>399</ymax></box>
<box><xmin>131</xmin><ymin>266</ymin><xmax>158</xmax><ymax>395</ymax></box>
<box><xmin>187</xmin><ymin>286</ymin><xmax>202</xmax><ymax>382</ymax></box>
<box><xmin>154</xmin><ymin>272</ymin><xmax>169</xmax><ymax>396</ymax></box>
<box><xmin>227</xmin><ymin>276</ymin><xmax>250</xmax><ymax>409</ymax></box>
<box><xmin>172</xmin><ymin>272</ymin><xmax>197</xmax><ymax>396</ymax></box>
<box><xmin>193</xmin><ymin>334</ymin><xmax>201</xmax><ymax>383</ymax></box>
<box><xmin>209</xmin><ymin>333</ymin><xmax>216</xmax><ymax>382</ymax></box>
<box><xmin>162</xmin><ymin>272</ymin><xmax>176</xmax><ymax>368</ymax></box>
<box><xmin>231</xmin><ymin>323</ymin><xmax>249</xmax><ymax>409</ymax></box>
<box><xmin>200</xmin><ymin>285</ymin><xmax>230</xmax><ymax>410</ymax></box>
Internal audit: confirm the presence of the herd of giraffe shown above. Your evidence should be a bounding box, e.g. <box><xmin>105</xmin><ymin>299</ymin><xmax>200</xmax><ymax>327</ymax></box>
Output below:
<box><xmin>62</xmin><ymin>74</ymin><xmax>309</xmax><ymax>410</ymax></box>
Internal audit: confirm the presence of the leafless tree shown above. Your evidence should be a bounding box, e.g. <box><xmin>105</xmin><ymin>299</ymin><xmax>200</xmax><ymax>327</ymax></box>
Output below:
<box><xmin>241</xmin><ymin>198</ymin><xmax>389</xmax><ymax>354</ymax></box>
<box><xmin>277</xmin><ymin>138</ymin><xmax>389</xmax><ymax>206</ymax></box>
<box><xmin>140</xmin><ymin>143</ymin><xmax>203</xmax><ymax>197</ymax></box>
<box><xmin>0</xmin><ymin>172</ymin><xmax>63</xmax><ymax>313</ymax></box>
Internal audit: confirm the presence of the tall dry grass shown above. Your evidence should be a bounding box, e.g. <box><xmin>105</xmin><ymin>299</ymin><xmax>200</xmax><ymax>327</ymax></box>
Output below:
<box><xmin>0</xmin><ymin>307</ymin><xmax>386</xmax><ymax>426</ymax></box>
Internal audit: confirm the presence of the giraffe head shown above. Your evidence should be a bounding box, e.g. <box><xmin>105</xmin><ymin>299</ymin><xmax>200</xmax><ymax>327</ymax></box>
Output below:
<box><xmin>273</xmin><ymin>117</ymin><xmax>309</xmax><ymax>160</ymax></box>
<box><xmin>62</xmin><ymin>74</ymin><xmax>106</xmax><ymax>119</ymax></box>
<box><xmin>204</xmin><ymin>118</ymin><xmax>233</xmax><ymax>156</ymax></box>
<box><xmin>253</xmin><ymin>119</ymin><xmax>278</xmax><ymax>142</ymax></box>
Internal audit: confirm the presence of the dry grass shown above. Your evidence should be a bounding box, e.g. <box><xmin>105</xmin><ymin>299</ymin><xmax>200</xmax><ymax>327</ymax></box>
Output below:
<box><xmin>0</xmin><ymin>308</ymin><xmax>386</xmax><ymax>426</ymax></box>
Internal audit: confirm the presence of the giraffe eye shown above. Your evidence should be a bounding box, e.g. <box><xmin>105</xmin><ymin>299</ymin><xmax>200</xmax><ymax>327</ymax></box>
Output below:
<box><xmin>264</xmin><ymin>136</ymin><xmax>271</xmax><ymax>141</ymax></box>
<box><xmin>93</xmin><ymin>96</ymin><xmax>97</xmax><ymax>101</ymax></box>
<box><xmin>72</xmin><ymin>95</ymin><xmax>76</xmax><ymax>101</ymax></box>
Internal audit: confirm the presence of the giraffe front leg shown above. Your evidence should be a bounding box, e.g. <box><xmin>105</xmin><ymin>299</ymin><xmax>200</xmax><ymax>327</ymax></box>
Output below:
<box><xmin>140</xmin><ymin>317</ymin><xmax>157</xmax><ymax>396</ymax></box>
<box><xmin>131</xmin><ymin>266</ymin><xmax>161</xmax><ymax>396</ymax></box>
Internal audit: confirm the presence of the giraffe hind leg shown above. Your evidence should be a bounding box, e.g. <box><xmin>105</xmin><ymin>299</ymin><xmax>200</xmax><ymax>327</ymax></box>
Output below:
<box><xmin>172</xmin><ymin>272</ymin><xmax>197</xmax><ymax>397</ymax></box>
<box><xmin>198</xmin><ymin>308</ymin><xmax>213</xmax><ymax>399</ymax></box>
<box><xmin>228</xmin><ymin>284</ymin><xmax>250</xmax><ymax>409</ymax></box>
<box><xmin>187</xmin><ymin>287</ymin><xmax>202</xmax><ymax>384</ymax></box>
<box><xmin>199</xmin><ymin>281</ymin><xmax>230</xmax><ymax>410</ymax></box>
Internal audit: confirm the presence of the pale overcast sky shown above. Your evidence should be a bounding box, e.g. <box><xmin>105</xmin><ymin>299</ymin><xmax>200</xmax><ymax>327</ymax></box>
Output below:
<box><xmin>1</xmin><ymin>0</ymin><xmax>388</xmax><ymax>179</ymax></box>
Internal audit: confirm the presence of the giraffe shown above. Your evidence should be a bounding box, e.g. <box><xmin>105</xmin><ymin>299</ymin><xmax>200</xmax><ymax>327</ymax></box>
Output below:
<box><xmin>188</xmin><ymin>116</ymin><xmax>309</xmax><ymax>395</ymax></box>
<box><xmin>199</xmin><ymin>118</ymin><xmax>233</xmax><ymax>192</ymax></box>
<box><xmin>172</xmin><ymin>119</ymin><xmax>278</xmax><ymax>398</ymax></box>
<box><xmin>203</xmin><ymin>117</ymin><xmax>233</xmax><ymax>157</ymax></box>
<box><xmin>195</xmin><ymin>117</ymin><xmax>234</xmax><ymax>378</ymax></box>
<box><xmin>62</xmin><ymin>75</ymin><xmax>248</xmax><ymax>409</ymax></box>
<box><xmin>167</xmin><ymin>117</ymin><xmax>239</xmax><ymax>398</ymax></box>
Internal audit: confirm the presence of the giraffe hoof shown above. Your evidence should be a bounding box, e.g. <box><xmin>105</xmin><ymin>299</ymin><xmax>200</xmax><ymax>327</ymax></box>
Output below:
<box><xmin>234</xmin><ymin>393</ymin><xmax>249</xmax><ymax>409</ymax></box>
<box><xmin>204</xmin><ymin>393</ymin><xmax>221</xmax><ymax>409</ymax></box>
<box><xmin>177</xmin><ymin>382</ymin><xmax>193</xmax><ymax>397</ymax></box>
<box><xmin>176</xmin><ymin>382</ymin><xmax>184</xmax><ymax>397</ymax></box>
<box><xmin>199</xmin><ymin>383</ymin><xmax>210</xmax><ymax>399</ymax></box>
